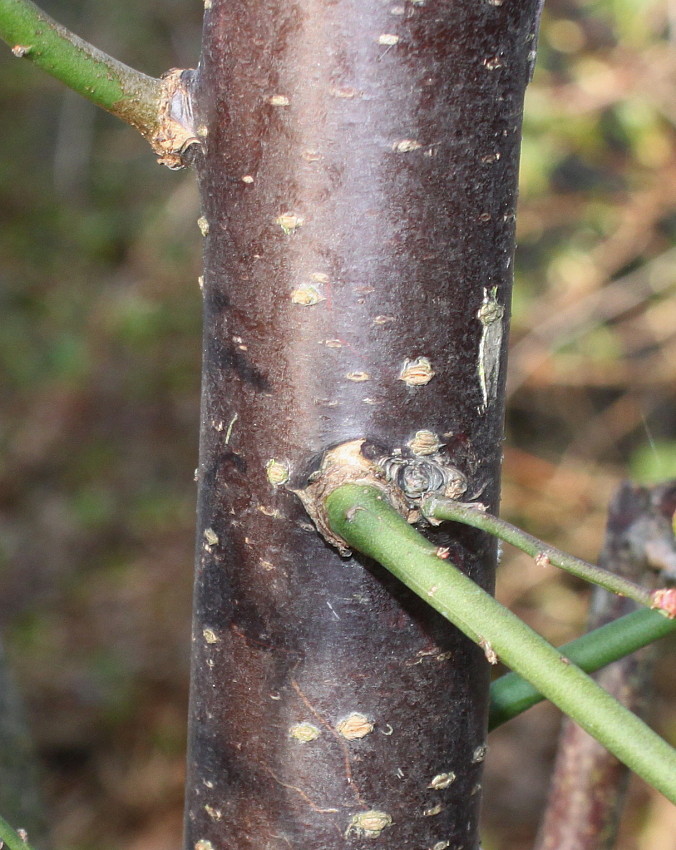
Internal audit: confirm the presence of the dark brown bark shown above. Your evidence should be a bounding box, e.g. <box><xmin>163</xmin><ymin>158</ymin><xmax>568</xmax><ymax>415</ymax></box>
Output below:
<box><xmin>535</xmin><ymin>481</ymin><xmax>676</xmax><ymax>850</ymax></box>
<box><xmin>184</xmin><ymin>1</ymin><xmax>541</xmax><ymax>847</ymax></box>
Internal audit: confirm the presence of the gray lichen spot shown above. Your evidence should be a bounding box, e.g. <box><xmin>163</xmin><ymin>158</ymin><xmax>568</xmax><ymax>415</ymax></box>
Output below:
<box><xmin>346</xmin><ymin>372</ymin><xmax>370</xmax><ymax>383</ymax></box>
<box><xmin>472</xmin><ymin>744</ymin><xmax>488</xmax><ymax>763</ymax></box>
<box><xmin>336</xmin><ymin>712</ymin><xmax>374</xmax><ymax>740</ymax></box>
<box><xmin>291</xmin><ymin>284</ymin><xmax>325</xmax><ymax>306</ymax></box>
<box><xmin>195</xmin><ymin>840</ymin><xmax>214</xmax><ymax>850</ymax></box>
<box><xmin>257</xmin><ymin>505</ymin><xmax>281</xmax><ymax>518</ymax></box>
<box><xmin>345</xmin><ymin>810</ymin><xmax>392</xmax><ymax>839</ymax></box>
<box><xmin>241</xmin><ymin>174</ymin><xmax>254</xmax><ymax>183</ymax></box>
<box><xmin>276</xmin><ymin>212</ymin><xmax>303</xmax><ymax>234</ymax></box>
<box><xmin>269</xmin><ymin>94</ymin><xmax>290</xmax><ymax>106</ymax></box>
<box><xmin>392</xmin><ymin>139</ymin><xmax>422</xmax><ymax>153</ymax></box>
<box><xmin>204</xmin><ymin>527</ymin><xmax>219</xmax><ymax>546</ymax></box>
<box><xmin>379</xmin><ymin>455</ymin><xmax>466</xmax><ymax>504</ymax></box>
<box><xmin>423</xmin><ymin>803</ymin><xmax>444</xmax><ymax>817</ymax></box>
<box><xmin>479</xmin><ymin>638</ymin><xmax>498</xmax><ymax>665</ymax></box>
<box><xmin>266</xmin><ymin>459</ymin><xmax>290</xmax><ymax>486</ymax></box>
<box><xmin>399</xmin><ymin>357</ymin><xmax>435</xmax><ymax>387</ymax></box>
<box><xmin>202</xmin><ymin>627</ymin><xmax>220</xmax><ymax>645</ymax></box>
<box><xmin>428</xmin><ymin>772</ymin><xmax>456</xmax><ymax>790</ymax></box>
<box><xmin>204</xmin><ymin>804</ymin><xmax>222</xmax><ymax>821</ymax></box>
<box><xmin>431</xmin><ymin>843</ymin><xmax>450</xmax><ymax>850</ymax></box>
<box><xmin>408</xmin><ymin>430</ymin><xmax>443</xmax><ymax>456</ymax></box>
<box><xmin>330</xmin><ymin>86</ymin><xmax>361</xmax><ymax>99</ymax></box>
<box><xmin>224</xmin><ymin>413</ymin><xmax>238</xmax><ymax>444</ymax></box>
<box><xmin>378</xmin><ymin>33</ymin><xmax>400</xmax><ymax>45</ymax></box>
<box><xmin>289</xmin><ymin>722</ymin><xmax>321</xmax><ymax>742</ymax></box>
<box><xmin>477</xmin><ymin>287</ymin><xmax>504</xmax><ymax>412</ymax></box>
<box><xmin>197</xmin><ymin>216</ymin><xmax>209</xmax><ymax>236</ymax></box>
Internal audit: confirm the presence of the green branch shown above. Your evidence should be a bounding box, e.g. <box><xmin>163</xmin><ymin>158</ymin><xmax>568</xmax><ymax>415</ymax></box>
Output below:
<box><xmin>422</xmin><ymin>496</ymin><xmax>655</xmax><ymax>609</ymax></box>
<box><xmin>325</xmin><ymin>484</ymin><xmax>676</xmax><ymax>803</ymax></box>
<box><xmin>488</xmin><ymin>606</ymin><xmax>676</xmax><ymax>729</ymax></box>
<box><xmin>0</xmin><ymin>811</ymin><xmax>37</xmax><ymax>850</ymax></box>
<box><xmin>0</xmin><ymin>0</ymin><xmax>161</xmax><ymax>140</ymax></box>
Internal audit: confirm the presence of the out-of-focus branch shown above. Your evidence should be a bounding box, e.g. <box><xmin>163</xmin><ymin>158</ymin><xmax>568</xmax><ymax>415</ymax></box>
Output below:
<box><xmin>535</xmin><ymin>481</ymin><xmax>676</xmax><ymax>850</ymax></box>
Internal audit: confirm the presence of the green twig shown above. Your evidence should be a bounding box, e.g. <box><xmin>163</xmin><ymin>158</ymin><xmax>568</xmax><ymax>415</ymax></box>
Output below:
<box><xmin>325</xmin><ymin>484</ymin><xmax>676</xmax><ymax>802</ymax></box>
<box><xmin>488</xmin><ymin>606</ymin><xmax>676</xmax><ymax>729</ymax></box>
<box><xmin>0</xmin><ymin>811</ymin><xmax>37</xmax><ymax>850</ymax></box>
<box><xmin>422</xmin><ymin>496</ymin><xmax>655</xmax><ymax>609</ymax></box>
<box><xmin>0</xmin><ymin>0</ymin><xmax>162</xmax><ymax>140</ymax></box>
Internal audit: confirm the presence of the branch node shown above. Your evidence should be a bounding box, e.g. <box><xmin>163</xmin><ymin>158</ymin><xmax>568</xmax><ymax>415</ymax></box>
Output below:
<box><xmin>294</xmin><ymin>438</ymin><xmax>471</xmax><ymax>554</ymax></box>
<box><xmin>152</xmin><ymin>68</ymin><xmax>201</xmax><ymax>169</ymax></box>
<box><xmin>293</xmin><ymin>439</ymin><xmax>408</xmax><ymax>556</ymax></box>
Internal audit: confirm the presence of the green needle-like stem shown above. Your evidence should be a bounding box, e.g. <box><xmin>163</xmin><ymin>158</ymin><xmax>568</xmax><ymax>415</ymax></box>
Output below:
<box><xmin>489</xmin><ymin>606</ymin><xmax>676</xmax><ymax>729</ymax></box>
<box><xmin>422</xmin><ymin>496</ymin><xmax>655</xmax><ymax>609</ymax></box>
<box><xmin>325</xmin><ymin>484</ymin><xmax>676</xmax><ymax>803</ymax></box>
<box><xmin>0</xmin><ymin>812</ymin><xmax>37</xmax><ymax>850</ymax></box>
<box><xmin>0</xmin><ymin>0</ymin><xmax>162</xmax><ymax>140</ymax></box>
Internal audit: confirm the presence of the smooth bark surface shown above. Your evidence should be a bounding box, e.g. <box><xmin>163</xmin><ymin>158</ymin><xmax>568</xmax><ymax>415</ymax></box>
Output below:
<box><xmin>185</xmin><ymin>1</ymin><xmax>541</xmax><ymax>847</ymax></box>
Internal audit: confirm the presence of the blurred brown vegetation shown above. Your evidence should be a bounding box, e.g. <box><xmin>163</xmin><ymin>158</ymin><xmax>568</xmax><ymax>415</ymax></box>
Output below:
<box><xmin>0</xmin><ymin>1</ymin><xmax>674</xmax><ymax>848</ymax></box>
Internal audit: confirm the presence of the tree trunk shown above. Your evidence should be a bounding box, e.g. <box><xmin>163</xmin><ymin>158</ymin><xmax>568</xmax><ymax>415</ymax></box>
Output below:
<box><xmin>184</xmin><ymin>1</ymin><xmax>541</xmax><ymax>847</ymax></box>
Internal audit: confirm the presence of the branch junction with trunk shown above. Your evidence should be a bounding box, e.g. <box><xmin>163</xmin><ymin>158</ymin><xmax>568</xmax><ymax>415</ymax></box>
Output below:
<box><xmin>292</xmin><ymin>438</ymin><xmax>676</xmax><ymax>803</ymax></box>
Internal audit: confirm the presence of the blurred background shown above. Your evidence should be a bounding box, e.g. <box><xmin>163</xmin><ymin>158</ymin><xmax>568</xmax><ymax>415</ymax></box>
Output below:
<box><xmin>0</xmin><ymin>1</ymin><xmax>674</xmax><ymax>848</ymax></box>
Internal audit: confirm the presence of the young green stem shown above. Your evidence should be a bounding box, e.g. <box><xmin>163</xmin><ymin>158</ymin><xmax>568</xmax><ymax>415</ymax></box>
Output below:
<box><xmin>0</xmin><ymin>0</ymin><xmax>161</xmax><ymax>140</ymax></box>
<box><xmin>488</xmin><ymin>606</ymin><xmax>676</xmax><ymax>729</ymax></box>
<box><xmin>325</xmin><ymin>484</ymin><xmax>676</xmax><ymax>803</ymax></box>
<box><xmin>0</xmin><ymin>812</ymin><xmax>37</xmax><ymax>850</ymax></box>
<box><xmin>422</xmin><ymin>496</ymin><xmax>655</xmax><ymax>609</ymax></box>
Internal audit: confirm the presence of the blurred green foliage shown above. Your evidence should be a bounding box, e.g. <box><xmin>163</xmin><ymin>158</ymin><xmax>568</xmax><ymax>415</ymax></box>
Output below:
<box><xmin>630</xmin><ymin>441</ymin><xmax>676</xmax><ymax>484</ymax></box>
